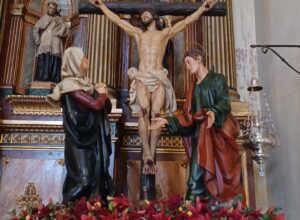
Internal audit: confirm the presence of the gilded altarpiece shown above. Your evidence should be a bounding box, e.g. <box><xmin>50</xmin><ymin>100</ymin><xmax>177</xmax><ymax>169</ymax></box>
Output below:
<box><xmin>0</xmin><ymin>0</ymin><xmax>255</xmax><ymax>217</ymax></box>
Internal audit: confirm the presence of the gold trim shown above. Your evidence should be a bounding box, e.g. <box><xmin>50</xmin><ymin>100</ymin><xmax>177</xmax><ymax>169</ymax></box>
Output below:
<box><xmin>55</xmin><ymin>159</ymin><xmax>65</xmax><ymax>167</ymax></box>
<box><xmin>120</xmin><ymin>147</ymin><xmax>186</xmax><ymax>153</ymax></box>
<box><xmin>11</xmin><ymin>3</ymin><xmax>25</xmax><ymax>16</ymax></box>
<box><xmin>124</xmin><ymin>122</ymin><xmax>139</xmax><ymax>127</ymax></box>
<box><xmin>2</xmin><ymin>157</ymin><xmax>10</xmax><ymax>167</ymax></box>
<box><xmin>0</xmin><ymin>133</ymin><xmax>65</xmax><ymax>145</ymax></box>
<box><xmin>123</xmin><ymin>135</ymin><xmax>183</xmax><ymax>148</ymax></box>
<box><xmin>0</xmin><ymin>133</ymin><xmax>117</xmax><ymax>146</ymax></box>
<box><xmin>0</xmin><ymin>146</ymin><xmax>64</xmax><ymax>150</ymax></box>
<box><xmin>79</xmin><ymin>14</ymin><xmax>89</xmax><ymax>18</ymax></box>
<box><xmin>111</xmin><ymin>108</ymin><xmax>123</xmax><ymax>114</ymax></box>
<box><xmin>6</xmin><ymin>94</ymin><xmax>123</xmax><ymax>116</ymax></box>
<box><xmin>16</xmin><ymin>183</ymin><xmax>42</xmax><ymax>210</ymax></box>
<box><xmin>240</xmin><ymin>150</ymin><xmax>250</xmax><ymax>207</ymax></box>
<box><xmin>0</xmin><ymin>120</ymin><xmax>63</xmax><ymax>125</ymax></box>
<box><xmin>157</xmin><ymin>148</ymin><xmax>185</xmax><ymax>152</ymax></box>
<box><xmin>7</xmin><ymin>95</ymin><xmax>62</xmax><ymax>116</ymax></box>
<box><xmin>24</xmin><ymin>14</ymin><xmax>38</xmax><ymax>25</ymax></box>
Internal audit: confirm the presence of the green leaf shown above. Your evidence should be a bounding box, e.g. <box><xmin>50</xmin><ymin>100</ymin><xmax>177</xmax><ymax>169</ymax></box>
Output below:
<box><xmin>260</xmin><ymin>214</ymin><xmax>272</xmax><ymax>220</ymax></box>
<box><xmin>108</xmin><ymin>202</ymin><xmax>113</xmax><ymax>212</ymax></box>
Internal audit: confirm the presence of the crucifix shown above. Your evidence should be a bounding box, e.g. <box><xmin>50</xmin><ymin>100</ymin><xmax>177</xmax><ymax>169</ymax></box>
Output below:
<box><xmin>78</xmin><ymin>0</ymin><xmax>227</xmax><ymax>200</ymax></box>
<box><xmin>79</xmin><ymin>1</ymin><xmax>226</xmax><ymax>16</ymax></box>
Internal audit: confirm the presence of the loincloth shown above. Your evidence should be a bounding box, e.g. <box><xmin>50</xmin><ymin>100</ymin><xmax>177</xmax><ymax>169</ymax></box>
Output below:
<box><xmin>128</xmin><ymin>67</ymin><xmax>177</xmax><ymax>115</ymax></box>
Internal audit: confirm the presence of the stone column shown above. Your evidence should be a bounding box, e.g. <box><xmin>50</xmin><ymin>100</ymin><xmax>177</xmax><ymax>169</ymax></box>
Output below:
<box><xmin>184</xmin><ymin>19</ymin><xmax>203</xmax><ymax>92</ymax></box>
<box><xmin>77</xmin><ymin>14</ymin><xmax>89</xmax><ymax>54</ymax></box>
<box><xmin>116</xmin><ymin>15</ymin><xmax>130</xmax><ymax>91</ymax></box>
<box><xmin>86</xmin><ymin>14</ymin><xmax>120</xmax><ymax>97</ymax></box>
<box><xmin>0</xmin><ymin>0</ymin><xmax>7</xmax><ymax>48</ymax></box>
<box><xmin>0</xmin><ymin>1</ymin><xmax>25</xmax><ymax>90</ymax></box>
<box><xmin>202</xmin><ymin>0</ymin><xmax>239</xmax><ymax>100</ymax></box>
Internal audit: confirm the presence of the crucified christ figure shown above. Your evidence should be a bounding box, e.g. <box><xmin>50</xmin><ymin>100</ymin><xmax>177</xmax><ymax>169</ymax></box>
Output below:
<box><xmin>90</xmin><ymin>0</ymin><xmax>217</xmax><ymax>175</ymax></box>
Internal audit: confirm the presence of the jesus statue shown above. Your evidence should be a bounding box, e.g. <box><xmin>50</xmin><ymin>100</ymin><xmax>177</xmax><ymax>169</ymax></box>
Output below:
<box><xmin>89</xmin><ymin>0</ymin><xmax>217</xmax><ymax>175</ymax></box>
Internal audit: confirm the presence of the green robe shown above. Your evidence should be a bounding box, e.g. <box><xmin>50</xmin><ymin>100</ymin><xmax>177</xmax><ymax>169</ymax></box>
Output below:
<box><xmin>167</xmin><ymin>71</ymin><xmax>232</xmax><ymax>200</ymax></box>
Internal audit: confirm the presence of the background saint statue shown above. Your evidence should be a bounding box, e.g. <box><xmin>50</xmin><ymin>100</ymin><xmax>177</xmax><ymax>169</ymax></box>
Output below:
<box><xmin>33</xmin><ymin>0</ymin><xmax>70</xmax><ymax>83</ymax></box>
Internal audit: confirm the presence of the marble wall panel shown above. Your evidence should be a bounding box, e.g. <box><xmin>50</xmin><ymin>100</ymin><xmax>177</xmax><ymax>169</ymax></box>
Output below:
<box><xmin>0</xmin><ymin>158</ymin><xmax>65</xmax><ymax>218</ymax></box>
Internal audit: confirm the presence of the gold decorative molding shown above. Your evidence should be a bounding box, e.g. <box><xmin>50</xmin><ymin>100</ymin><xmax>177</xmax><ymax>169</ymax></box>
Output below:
<box><xmin>55</xmin><ymin>159</ymin><xmax>65</xmax><ymax>167</ymax></box>
<box><xmin>0</xmin><ymin>119</ymin><xmax>63</xmax><ymax>133</ymax></box>
<box><xmin>240</xmin><ymin>150</ymin><xmax>250</xmax><ymax>207</ymax></box>
<box><xmin>16</xmin><ymin>183</ymin><xmax>42</xmax><ymax>210</ymax></box>
<box><xmin>0</xmin><ymin>120</ymin><xmax>63</xmax><ymax>126</ymax></box>
<box><xmin>79</xmin><ymin>14</ymin><xmax>89</xmax><ymax>18</ymax></box>
<box><xmin>120</xmin><ymin>147</ymin><xmax>186</xmax><ymax>154</ymax></box>
<box><xmin>2</xmin><ymin>157</ymin><xmax>10</xmax><ymax>167</ymax></box>
<box><xmin>123</xmin><ymin>135</ymin><xmax>183</xmax><ymax>149</ymax></box>
<box><xmin>7</xmin><ymin>95</ymin><xmax>62</xmax><ymax>116</ymax></box>
<box><xmin>0</xmin><ymin>146</ymin><xmax>64</xmax><ymax>151</ymax></box>
<box><xmin>180</xmin><ymin>162</ymin><xmax>188</xmax><ymax>169</ymax></box>
<box><xmin>24</xmin><ymin>14</ymin><xmax>39</xmax><ymax>25</ymax></box>
<box><xmin>0</xmin><ymin>134</ymin><xmax>118</xmax><ymax>147</ymax></box>
<box><xmin>11</xmin><ymin>3</ymin><xmax>25</xmax><ymax>16</ymax></box>
<box><xmin>69</xmin><ymin>14</ymin><xmax>80</xmax><ymax>29</ymax></box>
<box><xmin>121</xmin><ymin>135</ymin><xmax>185</xmax><ymax>154</ymax></box>
<box><xmin>6</xmin><ymin>95</ymin><xmax>123</xmax><ymax>118</ymax></box>
<box><xmin>0</xmin><ymin>133</ymin><xmax>64</xmax><ymax>145</ymax></box>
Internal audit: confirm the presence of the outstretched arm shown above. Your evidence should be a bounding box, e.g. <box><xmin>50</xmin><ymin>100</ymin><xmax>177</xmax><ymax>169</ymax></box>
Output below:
<box><xmin>89</xmin><ymin>0</ymin><xmax>139</xmax><ymax>36</ymax></box>
<box><xmin>166</xmin><ymin>0</ymin><xmax>217</xmax><ymax>39</ymax></box>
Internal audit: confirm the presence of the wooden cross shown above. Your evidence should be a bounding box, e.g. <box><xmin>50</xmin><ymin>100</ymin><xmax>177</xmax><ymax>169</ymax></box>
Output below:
<box><xmin>78</xmin><ymin>0</ymin><xmax>227</xmax><ymax>16</ymax></box>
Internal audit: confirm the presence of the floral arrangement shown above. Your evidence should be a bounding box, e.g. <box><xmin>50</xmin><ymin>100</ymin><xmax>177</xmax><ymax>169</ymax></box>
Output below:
<box><xmin>9</xmin><ymin>195</ymin><xmax>284</xmax><ymax>220</ymax></box>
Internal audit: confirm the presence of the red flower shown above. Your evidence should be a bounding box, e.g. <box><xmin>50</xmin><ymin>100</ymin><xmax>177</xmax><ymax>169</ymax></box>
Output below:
<box><xmin>166</xmin><ymin>194</ymin><xmax>182</xmax><ymax>211</ymax></box>
<box><xmin>127</xmin><ymin>210</ymin><xmax>144</xmax><ymax>220</ymax></box>
<box><xmin>21</xmin><ymin>210</ymin><xmax>29</xmax><ymax>216</ymax></box>
<box><xmin>108</xmin><ymin>196</ymin><xmax>131</xmax><ymax>212</ymax></box>
<box><xmin>215</xmin><ymin>207</ymin><xmax>228</xmax><ymax>218</ymax></box>
<box><xmin>229</xmin><ymin>208</ymin><xmax>245</xmax><ymax>220</ymax></box>
<box><xmin>8</xmin><ymin>195</ymin><xmax>285</xmax><ymax>220</ymax></box>
<box><xmin>266</xmin><ymin>207</ymin><xmax>285</xmax><ymax>220</ymax></box>
<box><xmin>74</xmin><ymin>197</ymin><xmax>89</xmax><ymax>217</ymax></box>
<box><xmin>273</xmin><ymin>213</ymin><xmax>285</xmax><ymax>220</ymax></box>
<box><xmin>48</xmin><ymin>198</ymin><xmax>54</xmax><ymax>205</ymax></box>
<box><xmin>38</xmin><ymin>205</ymin><xmax>51</xmax><ymax>218</ymax></box>
<box><xmin>86</xmin><ymin>202</ymin><xmax>94</xmax><ymax>212</ymax></box>
<box><xmin>81</xmin><ymin>214</ymin><xmax>97</xmax><ymax>220</ymax></box>
<box><xmin>151</xmin><ymin>212</ymin><xmax>173</xmax><ymax>220</ymax></box>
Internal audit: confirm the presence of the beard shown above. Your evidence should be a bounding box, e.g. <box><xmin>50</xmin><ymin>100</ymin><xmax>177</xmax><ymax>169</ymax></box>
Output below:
<box><xmin>141</xmin><ymin>18</ymin><xmax>154</xmax><ymax>30</ymax></box>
